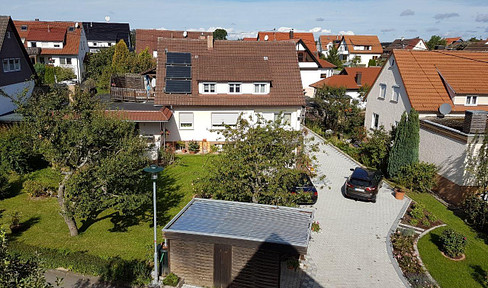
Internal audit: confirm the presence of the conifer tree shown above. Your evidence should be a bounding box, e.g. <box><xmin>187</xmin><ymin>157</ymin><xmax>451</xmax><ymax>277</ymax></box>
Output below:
<box><xmin>387</xmin><ymin>112</ymin><xmax>408</xmax><ymax>178</ymax></box>
<box><xmin>406</xmin><ymin>108</ymin><xmax>420</xmax><ymax>164</ymax></box>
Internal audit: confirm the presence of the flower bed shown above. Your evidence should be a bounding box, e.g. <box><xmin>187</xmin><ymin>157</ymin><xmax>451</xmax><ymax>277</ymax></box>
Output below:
<box><xmin>401</xmin><ymin>201</ymin><xmax>443</xmax><ymax>230</ymax></box>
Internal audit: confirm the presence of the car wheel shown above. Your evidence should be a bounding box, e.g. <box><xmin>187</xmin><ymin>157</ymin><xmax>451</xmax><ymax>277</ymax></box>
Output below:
<box><xmin>372</xmin><ymin>197</ymin><xmax>377</xmax><ymax>203</ymax></box>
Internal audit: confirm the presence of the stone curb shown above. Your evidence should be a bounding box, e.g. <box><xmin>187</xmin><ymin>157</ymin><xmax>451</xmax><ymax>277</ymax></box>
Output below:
<box><xmin>413</xmin><ymin>224</ymin><xmax>447</xmax><ymax>288</ymax></box>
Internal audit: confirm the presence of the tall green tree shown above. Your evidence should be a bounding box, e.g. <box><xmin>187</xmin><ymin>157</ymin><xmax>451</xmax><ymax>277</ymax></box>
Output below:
<box><xmin>112</xmin><ymin>40</ymin><xmax>130</xmax><ymax>75</ymax></box>
<box><xmin>406</xmin><ymin>108</ymin><xmax>420</xmax><ymax>164</ymax></box>
<box><xmin>467</xmin><ymin>131</ymin><xmax>488</xmax><ymax>193</ymax></box>
<box><xmin>426</xmin><ymin>35</ymin><xmax>447</xmax><ymax>50</ymax></box>
<box><xmin>17</xmin><ymin>87</ymin><xmax>150</xmax><ymax>236</ymax></box>
<box><xmin>195</xmin><ymin>115</ymin><xmax>312</xmax><ymax>205</ymax></box>
<box><xmin>326</xmin><ymin>46</ymin><xmax>342</xmax><ymax>68</ymax></box>
<box><xmin>360</xmin><ymin>126</ymin><xmax>391</xmax><ymax>172</ymax></box>
<box><xmin>213</xmin><ymin>28</ymin><xmax>228</xmax><ymax>40</ymax></box>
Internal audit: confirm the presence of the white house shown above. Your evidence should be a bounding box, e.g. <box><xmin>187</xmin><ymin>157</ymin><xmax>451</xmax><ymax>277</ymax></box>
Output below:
<box><xmin>338</xmin><ymin>35</ymin><xmax>383</xmax><ymax>66</ymax></box>
<box><xmin>382</xmin><ymin>37</ymin><xmax>427</xmax><ymax>56</ymax></box>
<box><xmin>15</xmin><ymin>20</ymin><xmax>89</xmax><ymax>82</ymax></box>
<box><xmin>317</xmin><ymin>35</ymin><xmax>342</xmax><ymax>57</ymax></box>
<box><xmin>155</xmin><ymin>36</ymin><xmax>305</xmax><ymax>148</ymax></box>
<box><xmin>365</xmin><ymin>50</ymin><xmax>488</xmax><ymax>203</ymax></box>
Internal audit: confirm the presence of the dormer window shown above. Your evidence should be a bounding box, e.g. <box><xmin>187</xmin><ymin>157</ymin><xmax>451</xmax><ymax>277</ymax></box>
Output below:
<box><xmin>21</xmin><ymin>25</ymin><xmax>27</xmax><ymax>31</ymax></box>
<box><xmin>229</xmin><ymin>83</ymin><xmax>241</xmax><ymax>94</ymax></box>
<box><xmin>68</xmin><ymin>26</ymin><xmax>75</xmax><ymax>32</ymax></box>
<box><xmin>202</xmin><ymin>83</ymin><xmax>216</xmax><ymax>94</ymax></box>
<box><xmin>466</xmin><ymin>95</ymin><xmax>478</xmax><ymax>106</ymax></box>
<box><xmin>254</xmin><ymin>83</ymin><xmax>268</xmax><ymax>94</ymax></box>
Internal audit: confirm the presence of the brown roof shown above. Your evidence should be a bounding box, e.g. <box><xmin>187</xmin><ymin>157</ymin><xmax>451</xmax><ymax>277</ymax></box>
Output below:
<box><xmin>14</xmin><ymin>20</ymin><xmax>82</xmax><ymax>55</ymax></box>
<box><xmin>0</xmin><ymin>16</ymin><xmax>10</xmax><ymax>51</ymax></box>
<box><xmin>106</xmin><ymin>107</ymin><xmax>172</xmax><ymax>122</ymax></box>
<box><xmin>464</xmin><ymin>39</ymin><xmax>488</xmax><ymax>52</ymax></box>
<box><xmin>135</xmin><ymin>29</ymin><xmax>212</xmax><ymax>54</ymax></box>
<box><xmin>319</xmin><ymin>35</ymin><xmax>342</xmax><ymax>50</ymax></box>
<box><xmin>444</xmin><ymin>37</ymin><xmax>462</xmax><ymax>45</ymax></box>
<box><xmin>383</xmin><ymin>38</ymin><xmax>425</xmax><ymax>53</ymax></box>
<box><xmin>392</xmin><ymin>50</ymin><xmax>488</xmax><ymax>112</ymax></box>
<box><xmin>242</xmin><ymin>37</ymin><xmax>257</xmax><ymax>41</ymax></box>
<box><xmin>310</xmin><ymin>67</ymin><xmax>381</xmax><ymax>90</ymax></box>
<box><xmin>196</xmin><ymin>55</ymin><xmax>272</xmax><ymax>82</ymax></box>
<box><xmin>317</xmin><ymin>58</ymin><xmax>336</xmax><ymax>68</ymax></box>
<box><xmin>257</xmin><ymin>31</ymin><xmax>317</xmax><ymax>53</ymax></box>
<box><xmin>342</xmin><ymin>35</ymin><xmax>383</xmax><ymax>54</ymax></box>
<box><xmin>156</xmin><ymin>38</ymin><xmax>304</xmax><ymax>107</ymax></box>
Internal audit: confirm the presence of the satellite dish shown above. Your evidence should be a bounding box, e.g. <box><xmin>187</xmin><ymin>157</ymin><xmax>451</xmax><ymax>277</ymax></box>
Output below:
<box><xmin>264</xmin><ymin>35</ymin><xmax>269</xmax><ymax>41</ymax></box>
<box><xmin>105</xmin><ymin>16</ymin><xmax>110</xmax><ymax>22</ymax></box>
<box><xmin>439</xmin><ymin>103</ymin><xmax>452</xmax><ymax>116</ymax></box>
<box><xmin>183</xmin><ymin>31</ymin><xmax>188</xmax><ymax>38</ymax></box>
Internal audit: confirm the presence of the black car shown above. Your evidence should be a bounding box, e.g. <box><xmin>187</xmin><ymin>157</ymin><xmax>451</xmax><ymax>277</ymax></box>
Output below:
<box><xmin>344</xmin><ymin>167</ymin><xmax>383</xmax><ymax>203</ymax></box>
<box><xmin>291</xmin><ymin>173</ymin><xmax>318</xmax><ymax>204</ymax></box>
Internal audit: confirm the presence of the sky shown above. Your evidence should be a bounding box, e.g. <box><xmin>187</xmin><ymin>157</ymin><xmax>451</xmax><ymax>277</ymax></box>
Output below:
<box><xmin>3</xmin><ymin>0</ymin><xmax>488</xmax><ymax>42</ymax></box>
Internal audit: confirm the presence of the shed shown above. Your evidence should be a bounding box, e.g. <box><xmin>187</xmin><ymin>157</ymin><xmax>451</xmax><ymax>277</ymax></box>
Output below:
<box><xmin>162</xmin><ymin>198</ymin><xmax>314</xmax><ymax>288</ymax></box>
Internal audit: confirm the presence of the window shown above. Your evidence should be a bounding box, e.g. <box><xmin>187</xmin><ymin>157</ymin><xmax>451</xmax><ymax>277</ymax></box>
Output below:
<box><xmin>203</xmin><ymin>83</ymin><xmax>216</xmax><ymax>93</ymax></box>
<box><xmin>60</xmin><ymin>58</ymin><xmax>66</xmax><ymax>64</ymax></box>
<box><xmin>391</xmin><ymin>86</ymin><xmax>400</xmax><ymax>102</ymax></box>
<box><xmin>6</xmin><ymin>31</ymin><xmax>10</xmax><ymax>39</ymax></box>
<box><xmin>466</xmin><ymin>95</ymin><xmax>478</xmax><ymax>106</ymax></box>
<box><xmin>274</xmin><ymin>112</ymin><xmax>292</xmax><ymax>125</ymax></box>
<box><xmin>2</xmin><ymin>58</ymin><xmax>21</xmax><ymax>72</ymax></box>
<box><xmin>179</xmin><ymin>112</ymin><xmax>194</xmax><ymax>129</ymax></box>
<box><xmin>30</xmin><ymin>42</ymin><xmax>36</xmax><ymax>47</ymax></box>
<box><xmin>66</xmin><ymin>57</ymin><xmax>72</xmax><ymax>64</ymax></box>
<box><xmin>379</xmin><ymin>84</ymin><xmax>386</xmax><ymax>99</ymax></box>
<box><xmin>372</xmin><ymin>113</ymin><xmax>379</xmax><ymax>129</ymax></box>
<box><xmin>68</xmin><ymin>26</ymin><xmax>75</xmax><ymax>32</ymax></box>
<box><xmin>254</xmin><ymin>83</ymin><xmax>267</xmax><ymax>94</ymax></box>
<box><xmin>54</xmin><ymin>44</ymin><xmax>60</xmax><ymax>48</ymax></box>
<box><xmin>211</xmin><ymin>113</ymin><xmax>239</xmax><ymax>128</ymax></box>
<box><xmin>229</xmin><ymin>83</ymin><xmax>241</xmax><ymax>94</ymax></box>
<box><xmin>21</xmin><ymin>25</ymin><xmax>27</xmax><ymax>31</ymax></box>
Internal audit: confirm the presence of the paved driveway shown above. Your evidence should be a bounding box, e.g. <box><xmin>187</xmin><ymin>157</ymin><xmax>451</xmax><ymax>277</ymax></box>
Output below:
<box><xmin>303</xmin><ymin>133</ymin><xmax>409</xmax><ymax>288</ymax></box>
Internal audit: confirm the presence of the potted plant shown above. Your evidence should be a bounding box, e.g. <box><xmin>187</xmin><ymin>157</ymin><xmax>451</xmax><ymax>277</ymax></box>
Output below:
<box><xmin>394</xmin><ymin>186</ymin><xmax>405</xmax><ymax>200</ymax></box>
<box><xmin>188</xmin><ymin>141</ymin><xmax>199</xmax><ymax>154</ymax></box>
<box><xmin>286</xmin><ymin>257</ymin><xmax>299</xmax><ymax>271</ymax></box>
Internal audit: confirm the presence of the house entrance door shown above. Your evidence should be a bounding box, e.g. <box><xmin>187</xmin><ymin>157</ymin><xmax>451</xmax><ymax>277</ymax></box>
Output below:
<box><xmin>214</xmin><ymin>244</ymin><xmax>232</xmax><ymax>288</ymax></box>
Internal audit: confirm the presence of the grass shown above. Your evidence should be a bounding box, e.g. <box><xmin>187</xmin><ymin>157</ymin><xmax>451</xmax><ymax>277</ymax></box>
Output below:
<box><xmin>0</xmin><ymin>154</ymin><xmax>212</xmax><ymax>261</ymax></box>
<box><xmin>409</xmin><ymin>192</ymin><xmax>488</xmax><ymax>288</ymax></box>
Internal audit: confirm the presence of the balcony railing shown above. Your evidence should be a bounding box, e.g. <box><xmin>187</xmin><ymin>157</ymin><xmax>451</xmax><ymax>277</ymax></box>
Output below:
<box><xmin>110</xmin><ymin>87</ymin><xmax>155</xmax><ymax>102</ymax></box>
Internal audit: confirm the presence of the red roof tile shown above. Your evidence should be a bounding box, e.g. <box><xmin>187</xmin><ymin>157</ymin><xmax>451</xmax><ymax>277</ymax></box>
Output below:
<box><xmin>106</xmin><ymin>107</ymin><xmax>172</xmax><ymax>122</ymax></box>
<box><xmin>342</xmin><ymin>35</ymin><xmax>383</xmax><ymax>54</ymax></box>
<box><xmin>444</xmin><ymin>37</ymin><xmax>462</xmax><ymax>45</ymax></box>
<box><xmin>257</xmin><ymin>31</ymin><xmax>317</xmax><ymax>53</ymax></box>
<box><xmin>310</xmin><ymin>67</ymin><xmax>381</xmax><ymax>90</ymax></box>
<box><xmin>319</xmin><ymin>35</ymin><xmax>342</xmax><ymax>50</ymax></box>
<box><xmin>242</xmin><ymin>37</ymin><xmax>257</xmax><ymax>41</ymax></box>
<box><xmin>135</xmin><ymin>29</ymin><xmax>212</xmax><ymax>54</ymax></box>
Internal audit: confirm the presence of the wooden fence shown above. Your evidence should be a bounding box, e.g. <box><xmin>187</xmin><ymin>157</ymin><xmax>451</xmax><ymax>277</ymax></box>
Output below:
<box><xmin>110</xmin><ymin>87</ymin><xmax>155</xmax><ymax>102</ymax></box>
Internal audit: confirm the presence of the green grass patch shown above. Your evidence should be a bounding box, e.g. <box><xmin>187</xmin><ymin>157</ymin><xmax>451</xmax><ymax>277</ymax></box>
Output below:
<box><xmin>0</xmin><ymin>155</ymin><xmax>212</xmax><ymax>263</ymax></box>
<box><xmin>410</xmin><ymin>192</ymin><xmax>488</xmax><ymax>288</ymax></box>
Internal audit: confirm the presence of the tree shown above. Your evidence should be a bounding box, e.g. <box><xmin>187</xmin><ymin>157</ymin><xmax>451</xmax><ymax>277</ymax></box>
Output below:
<box><xmin>213</xmin><ymin>29</ymin><xmax>227</xmax><ymax>40</ymax></box>
<box><xmin>368</xmin><ymin>58</ymin><xmax>377</xmax><ymax>67</ymax></box>
<box><xmin>406</xmin><ymin>108</ymin><xmax>420</xmax><ymax>164</ymax></box>
<box><xmin>350</xmin><ymin>56</ymin><xmax>361</xmax><ymax>67</ymax></box>
<box><xmin>467</xmin><ymin>131</ymin><xmax>488</xmax><ymax>193</ymax></box>
<box><xmin>326</xmin><ymin>46</ymin><xmax>342</xmax><ymax>68</ymax></box>
<box><xmin>426</xmin><ymin>35</ymin><xmax>447</xmax><ymax>50</ymax></box>
<box><xmin>17</xmin><ymin>86</ymin><xmax>150</xmax><ymax>236</ymax></box>
<box><xmin>360</xmin><ymin>126</ymin><xmax>391</xmax><ymax>172</ymax></box>
<box><xmin>112</xmin><ymin>40</ymin><xmax>130</xmax><ymax>75</ymax></box>
<box><xmin>195</xmin><ymin>115</ymin><xmax>311</xmax><ymax>205</ymax></box>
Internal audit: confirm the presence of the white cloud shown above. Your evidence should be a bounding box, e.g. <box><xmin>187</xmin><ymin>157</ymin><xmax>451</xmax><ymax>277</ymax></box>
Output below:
<box><xmin>277</xmin><ymin>27</ymin><xmax>293</xmax><ymax>32</ymax></box>
<box><xmin>309</xmin><ymin>27</ymin><xmax>322</xmax><ymax>33</ymax></box>
<box><xmin>339</xmin><ymin>30</ymin><xmax>355</xmax><ymax>35</ymax></box>
<box><xmin>321</xmin><ymin>29</ymin><xmax>332</xmax><ymax>34</ymax></box>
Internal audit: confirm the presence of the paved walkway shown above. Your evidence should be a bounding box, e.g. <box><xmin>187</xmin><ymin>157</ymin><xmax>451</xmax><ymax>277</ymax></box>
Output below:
<box><xmin>301</xmin><ymin>133</ymin><xmax>409</xmax><ymax>288</ymax></box>
<box><xmin>45</xmin><ymin>269</ymin><xmax>124</xmax><ymax>288</ymax></box>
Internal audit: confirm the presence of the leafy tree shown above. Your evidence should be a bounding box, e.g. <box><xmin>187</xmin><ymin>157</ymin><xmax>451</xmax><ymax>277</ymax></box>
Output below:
<box><xmin>0</xmin><ymin>228</ymin><xmax>51</xmax><ymax>287</ymax></box>
<box><xmin>112</xmin><ymin>40</ymin><xmax>131</xmax><ymax>75</ymax></box>
<box><xmin>195</xmin><ymin>115</ymin><xmax>312</xmax><ymax>205</ymax></box>
<box><xmin>426</xmin><ymin>35</ymin><xmax>447</xmax><ymax>50</ymax></box>
<box><xmin>466</xmin><ymin>131</ymin><xmax>488</xmax><ymax>193</ymax></box>
<box><xmin>360</xmin><ymin>126</ymin><xmax>391</xmax><ymax>172</ymax></box>
<box><xmin>326</xmin><ymin>46</ymin><xmax>342</xmax><ymax>68</ymax></box>
<box><xmin>85</xmin><ymin>46</ymin><xmax>116</xmax><ymax>88</ymax></box>
<box><xmin>350</xmin><ymin>56</ymin><xmax>361</xmax><ymax>67</ymax></box>
<box><xmin>213</xmin><ymin>29</ymin><xmax>228</xmax><ymax>40</ymax></box>
<box><xmin>135</xmin><ymin>48</ymin><xmax>155</xmax><ymax>73</ymax></box>
<box><xmin>16</xmin><ymin>86</ymin><xmax>150</xmax><ymax>236</ymax></box>
<box><xmin>368</xmin><ymin>58</ymin><xmax>377</xmax><ymax>67</ymax></box>
<box><xmin>398</xmin><ymin>162</ymin><xmax>437</xmax><ymax>192</ymax></box>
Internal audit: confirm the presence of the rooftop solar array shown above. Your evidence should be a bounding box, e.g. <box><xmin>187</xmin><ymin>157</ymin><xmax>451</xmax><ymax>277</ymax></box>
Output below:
<box><xmin>165</xmin><ymin>52</ymin><xmax>192</xmax><ymax>93</ymax></box>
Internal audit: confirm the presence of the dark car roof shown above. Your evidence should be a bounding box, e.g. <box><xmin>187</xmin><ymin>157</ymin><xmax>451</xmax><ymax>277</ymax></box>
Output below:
<box><xmin>351</xmin><ymin>167</ymin><xmax>377</xmax><ymax>181</ymax></box>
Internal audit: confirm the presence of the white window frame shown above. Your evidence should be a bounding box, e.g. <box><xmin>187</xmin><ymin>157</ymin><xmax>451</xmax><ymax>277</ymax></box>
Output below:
<box><xmin>274</xmin><ymin>112</ymin><xmax>292</xmax><ymax>125</ymax></box>
<box><xmin>253</xmin><ymin>83</ymin><xmax>268</xmax><ymax>94</ymax></box>
<box><xmin>372</xmin><ymin>113</ymin><xmax>379</xmax><ymax>129</ymax></box>
<box><xmin>2</xmin><ymin>58</ymin><xmax>21</xmax><ymax>72</ymax></box>
<box><xmin>465</xmin><ymin>95</ymin><xmax>478</xmax><ymax>106</ymax></box>
<box><xmin>228</xmin><ymin>83</ymin><xmax>242</xmax><ymax>94</ymax></box>
<box><xmin>179</xmin><ymin>112</ymin><xmax>194</xmax><ymax>130</ymax></box>
<box><xmin>391</xmin><ymin>86</ymin><xmax>400</xmax><ymax>102</ymax></box>
<box><xmin>211</xmin><ymin>112</ymin><xmax>239</xmax><ymax>128</ymax></box>
<box><xmin>379</xmin><ymin>83</ymin><xmax>386</xmax><ymax>99</ymax></box>
<box><xmin>60</xmin><ymin>57</ymin><xmax>66</xmax><ymax>64</ymax></box>
<box><xmin>202</xmin><ymin>82</ymin><xmax>216</xmax><ymax>94</ymax></box>
<box><xmin>66</xmin><ymin>57</ymin><xmax>72</xmax><ymax>65</ymax></box>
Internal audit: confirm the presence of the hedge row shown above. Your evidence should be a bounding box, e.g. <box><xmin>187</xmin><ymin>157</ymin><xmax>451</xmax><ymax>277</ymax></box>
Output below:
<box><xmin>8</xmin><ymin>241</ymin><xmax>151</xmax><ymax>285</ymax></box>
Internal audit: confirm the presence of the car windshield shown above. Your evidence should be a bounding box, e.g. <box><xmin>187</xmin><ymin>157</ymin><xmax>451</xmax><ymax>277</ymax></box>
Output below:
<box><xmin>350</xmin><ymin>178</ymin><xmax>371</xmax><ymax>187</ymax></box>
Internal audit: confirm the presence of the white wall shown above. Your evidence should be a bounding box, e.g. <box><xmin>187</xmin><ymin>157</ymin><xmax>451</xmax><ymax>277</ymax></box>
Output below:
<box><xmin>27</xmin><ymin>41</ymin><xmax>63</xmax><ymax>49</ymax></box>
<box><xmin>301</xmin><ymin>68</ymin><xmax>333</xmax><ymax>97</ymax></box>
<box><xmin>344</xmin><ymin>53</ymin><xmax>381</xmax><ymax>66</ymax></box>
<box><xmin>364</xmin><ymin>56</ymin><xmax>412</xmax><ymax>132</ymax></box>
<box><xmin>0</xmin><ymin>80</ymin><xmax>35</xmax><ymax>115</ymax></box>
<box><xmin>166</xmin><ymin>107</ymin><xmax>302</xmax><ymax>142</ymax></box>
<box><xmin>197</xmin><ymin>82</ymin><xmax>270</xmax><ymax>94</ymax></box>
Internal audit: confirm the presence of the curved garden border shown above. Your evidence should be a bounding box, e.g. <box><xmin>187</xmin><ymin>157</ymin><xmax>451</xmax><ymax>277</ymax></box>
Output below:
<box><xmin>413</xmin><ymin>224</ymin><xmax>447</xmax><ymax>287</ymax></box>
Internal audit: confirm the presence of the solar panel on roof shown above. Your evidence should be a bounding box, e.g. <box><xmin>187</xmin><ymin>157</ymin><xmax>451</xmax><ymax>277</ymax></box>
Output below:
<box><xmin>167</xmin><ymin>52</ymin><xmax>191</xmax><ymax>65</ymax></box>
<box><xmin>166</xmin><ymin>66</ymin><xmax>191</xmax><ymax>79</ymax></box>
<box><xmin>165</xmin><ymin>80</ymin><xmax>191</xmax><ymax>94</ymax></box>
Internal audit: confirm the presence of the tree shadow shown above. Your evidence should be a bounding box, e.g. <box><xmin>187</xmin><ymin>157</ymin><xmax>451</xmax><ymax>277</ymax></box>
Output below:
<box><xmin>1</xmin><ymin>175</ymin><xmax>24</xmax><ymax>200</ymax></box>
<box><xmin>155</xmin><ymin>173</ymin><xmax>182</xmax><ymax>227</ymax></box>
<box><xmin>428</xmin><ymin>232</ymin><xmax>443</xmax><ymax>250</ymax></box>
<box><xmin>470</xmin><ymin>265</ymin><xmax>488</xmax><ymax>288</ymax></box>
<box><xmin>78</xmin><ymin>212</ymin><xmax>118</xmax><ymax>234</ymax></box>
<box><xmin>8</xmin><ymin>216</ymin><xmax>41</xmax><ymax>241</ymax></box>
<box><xmin>0</xmin><ymin>209</ymin><xmax>4</xmax><ymax>220</ymax></box>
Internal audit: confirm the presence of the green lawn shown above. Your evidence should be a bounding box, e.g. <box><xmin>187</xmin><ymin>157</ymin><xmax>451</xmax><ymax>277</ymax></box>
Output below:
<box><xmin>0</xmin><ymin>154</ymin><xmax>212</xmax><ymax>261</ymax></box>
<box><xmin>409</xmin><ymin>192</ymin><xmax>488</xmax><ymax>288</ymax></box>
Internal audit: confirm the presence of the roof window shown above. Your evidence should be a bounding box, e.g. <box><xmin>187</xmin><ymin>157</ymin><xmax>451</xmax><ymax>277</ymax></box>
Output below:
<box><xmin>68</xmin><ymin>27</ymin><xmax>75</xmax><ymax>32</ymax></box>
<box><xmin>21</xmin><ymin>25</ymin><xmax>27</xmax><ymax>31</ymax></box>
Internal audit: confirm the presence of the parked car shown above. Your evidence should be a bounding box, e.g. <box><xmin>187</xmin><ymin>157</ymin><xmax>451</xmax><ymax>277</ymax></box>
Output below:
<box><xmin>291</xmin><ymin>173</ymin><xmax>318</xmax><ymax>204</ymax></box>
<box><xmin>344</xmin><ymin>167</ymin><xmax>383</xmax><ymax>203</ymax></box>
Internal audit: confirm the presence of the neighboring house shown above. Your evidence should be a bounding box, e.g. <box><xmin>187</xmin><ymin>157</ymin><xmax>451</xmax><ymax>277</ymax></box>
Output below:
<box><xmin>14</xmin><ymin>20</ymin><xmax>89</xmax><ymax>82</ymax></box>
<box><xmin>464</xmin><ymin>39</ymin><xmax>488</xmax><ymax>52</ymax></box>
<box><xmin>337</xmin><ymin>35</ymin><xmax>383</xmax><ymax>66</ymax></box>
<box><xmin>135</xmin><ymin>29</ymin><xmax>212</xmax><ymax>57</ymax></box>
<box><xmin>382</xmin><ymin>37</ymin><xmax>427</xmax><ymax>56</ymax></box>
<box><xmin>365</xmin><ymin>50</ymin><xmax>488</xmax><ymax>203</ymax></box>
<box><xmin>82</xmin><ymin>22</ymin><xmax>130</xmax><ymax>53</ymax></box>
<box><xmin>444</xmin><ymin>37</ymin><xmax>463</xmax><ymax>46</ymax></box>
<box><xmin>317</xmin><ymin>35</ymin><xmax>342</xmax><ymax>56</ymax></box>
<box><xmin>163</xmin><ymin>198</ymin><xmax>313</xmax><ymax>288</ymax></box>
<box><xmin>0</xmin><ymin>16</ymin><xmax>35</xmax><ymax>118</ymax></box>
<box><xmin>310</xmin><ymin>67</ymin><xmax>381</xmax><ymax>108</ymax></box>
<box><xmin>256</xmin><ymin>31</ymin><xmax>336</xmax><ymax>97</ymax></box>
<box><xmin>156</xmin><ymin>36</ymin><xmax>305</xmax><ymax>147</ymax></box>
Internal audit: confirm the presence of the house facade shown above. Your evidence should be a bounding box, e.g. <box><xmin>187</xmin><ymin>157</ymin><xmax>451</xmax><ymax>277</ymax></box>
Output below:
<box><xmin>317</xmin><ymin>35</ymin><xmax>342</xmax><ymax>57</ymax></box>
<box><xmin>382</xmin><ymin>37</ymin><xmax>427</xmax><ymax>57</ymax></box>
<box><xmin>338</xmin><ymin>35</ymin><xmax>383</xmax><ymax>66</ymax></box>
<box><xmin>0</xmin><ymin>16</ymin><xmax>35</xmax><ymax>117</ymax></box>
<box><xmin>82</xmin><ymin>22</ymin><xmax>130</xmax><ymax>53</ymax></box>
<box><xmin>155</xmin><ymin>37</ymin><xmax>305</xmax><ymax>146</ymax></box>
<box><xmin>15</xmin><ymin>20</ymin><xmax>89</xmax><ymax>82</ymax></box>
<box><xmin>365</xmin><ymin>50</ymin><xmax>488</xmax><ymax>203</ymax></box>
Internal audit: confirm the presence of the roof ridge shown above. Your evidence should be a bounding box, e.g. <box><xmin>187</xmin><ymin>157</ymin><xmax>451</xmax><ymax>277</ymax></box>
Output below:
<box><xmin>433</xmin><ymin>50</ymin><xmax>488</xmax><ymax>65</ymax></box>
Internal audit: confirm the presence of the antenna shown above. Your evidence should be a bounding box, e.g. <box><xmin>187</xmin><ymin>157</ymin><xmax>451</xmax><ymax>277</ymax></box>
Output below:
<box><xmin>438</xmin><ymin>103</ymin><xmax>452</xmax><ymax>116</ymax></box>
<box><xmin>105</xmin><ymin>16</ymin><xmax>110</xmax><ymax>22</ymax></box>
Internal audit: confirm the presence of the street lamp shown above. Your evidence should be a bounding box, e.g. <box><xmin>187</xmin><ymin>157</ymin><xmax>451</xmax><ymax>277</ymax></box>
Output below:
<box><xmin>144</xmin><ymin>164</ymin><xmax>164</xmax><ymax>286</ymax></box>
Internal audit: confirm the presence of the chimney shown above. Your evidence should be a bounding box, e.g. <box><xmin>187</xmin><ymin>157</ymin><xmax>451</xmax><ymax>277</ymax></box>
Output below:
<box><xmin>207</xmin><ymin>35</ymin><xmax>214</xmax><ymax>50</ymax></box>
<box><xmin>289</xmin><ymin>29</ymin><xmax>294</xmax><ymax>39</ymax></box>
<box><xmin>35</xmin><ymin>18</ymin><xmax>39</xmax><ymax>21</ymax></box>
<box><xmin>355</xmin><ymin>72</ymin><xmax>362</xmax><ymax>86</ymax></box>
<box><xmin>463</xmin><ymin>110</ymin><xmax>488</xmax><ymax>134</ymax></box>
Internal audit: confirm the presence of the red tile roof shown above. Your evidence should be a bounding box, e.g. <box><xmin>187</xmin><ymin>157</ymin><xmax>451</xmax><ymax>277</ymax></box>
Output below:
<box><xmin>14</xmin><ymin>20</ymin><xmax>82</xmax><ymax>55</ymax></box>
<box><xmin>444</xmin><ymin>37</ymin><xmax>462</xmax><ymax>45</ymax></box>
<box><xmin>156</xmin><ymin>38</ymin><xmax>304</xmax><ymax>107</ymax></box>
<box><xmin>310</xmin><ymin>75</ymin><xmax>358</xmax><ymax>89</ymax></box>
<box><xmin>106</xmin><ymin>107</ymin><xmax>172</xmax><ymax>122</ymax></box>
<box><xmin>383</xmin><ymin>38</ymin><xmax>425</xmax><ymax>53</ymax></box>
<box><xmin>136</xmin><ymin>29</ymin><xmax>212</xmax><ymax>54</ymax></box>
<box><xmin>464</xmin><ymin>39</ymin><xmax>488</xmax><ymax>52</ymax></box>
<box><xmin>257</xmin><ymin>31</ymin><xmax>317</xmax><ymax>53</ymax></box>
<box><xmin>318</xmin><ymin>58</ymin><xmax>336</xmax><ymax>69</ymax></box>
<box><xmin>242</xmin><ymin>37</ymin><xmax>257</xmax><ymax>41</ymax></box>
<box><xmin>310</xmin><ymin>67</ymin><xmax>381</xmax><ymax>90</ymax></box>
<box><xmin>319</xmin><ymin>35</ymin><xmax>342</xmax><ymax>50</ymax></box>
<box><xmin>342</xmin><ymin>35</ymin><xmax>383</xmax><ymax>54</ymax></box>
<box><xmin>392</xmin><ymin>50</ymin><xmax>488</xmax><ymax>112</ymax></box>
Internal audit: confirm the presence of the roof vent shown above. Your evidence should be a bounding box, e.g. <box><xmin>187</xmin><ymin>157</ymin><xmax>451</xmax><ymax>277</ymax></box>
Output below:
<box><xmin>264</xmin><ymin>56</ymin><xmax>268</xmax><ymax>61</ymax></box>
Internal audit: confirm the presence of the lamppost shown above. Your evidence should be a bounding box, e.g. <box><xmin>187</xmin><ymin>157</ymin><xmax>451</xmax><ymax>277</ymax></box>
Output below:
<box><xmin>144</xmin><ymin>164</ymin><xmax>164</xmax><ymax>286</ymax></box>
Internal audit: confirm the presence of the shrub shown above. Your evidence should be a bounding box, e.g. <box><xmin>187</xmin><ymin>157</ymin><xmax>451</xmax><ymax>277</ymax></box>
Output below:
<box><xmin>23</xmin><ymin>180</ymin><xmax>47</xmax><ymax>197</ymax></box>
<box><xmin>188</xmin><ymin>141</ymin><xmax>199</xmax><ymax>153</ymax></box>
<box><xmin>462</xmin><ymin>195</ymin><xmax>488</xmax><ymax>234</ymax></box>
<box><xmin>397</xmin><ymin>162</ymin><xmax>437</xmax><ymax>192</ymax></box>
<box><xmin>409</xmin><ymin>202</ymin><xmax>425</xmax><ymax>220</ymax></box>
<box><xmin>359</xmin><ymin>126</ymin><xmax>391</xmax><ymax>172</ymax></box>
<box><xmin>391</xmin><ymin>230</ymin><xmax>423</xmax><ymax>274</ymax></box>
<box><xmin>311</xmin><ymin>221</ymin><xmax>321</xmax><ymax>232</ymax></box>
<box><xmin>159</xmin><ymin>148</ymin><xmax>175</xmax><ymax>166</ymax></box>
<box><xmin>0</xmin><ymin>173</ymin><xmax>10</xmax><ymax>199</ymax></box>
<box><xmin>439</xmin><ymin>228</ymin><xmax>467</xmax><ymax>258</ymax></box>
<box><xmin>163</xmin><ymin>272</ymin><xmax>180</xmax><ymax>286</ymax></box>
<box><xmin>23</xmin><ymin>169</ymin><xmax>61</xmax><ymax>197</ymax></box>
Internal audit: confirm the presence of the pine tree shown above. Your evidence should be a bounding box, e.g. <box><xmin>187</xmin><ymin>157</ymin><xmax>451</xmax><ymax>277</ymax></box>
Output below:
<box><xmin>388</xmin><ymin>112</ymin><xmax>408</xmax><ymax>178</ymax></box>
<box><xmin>406</xmin><ymin>108</ymin><xmax>420</xmax><ymax>164</ymax></box>
<box><xmin>111</xmin><ymin>40</ymin><xmax>130</xmax><ymax>75</ymax></box>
